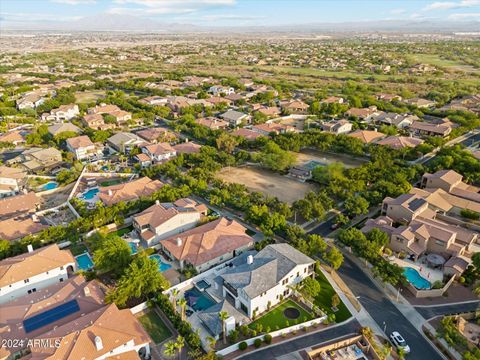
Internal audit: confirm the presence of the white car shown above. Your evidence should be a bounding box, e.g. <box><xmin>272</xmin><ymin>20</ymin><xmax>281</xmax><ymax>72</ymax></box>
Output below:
<box><xmin>390</xmin><ymin>331</ymin><xmax>411</xmax><ymax>354</ymax></box>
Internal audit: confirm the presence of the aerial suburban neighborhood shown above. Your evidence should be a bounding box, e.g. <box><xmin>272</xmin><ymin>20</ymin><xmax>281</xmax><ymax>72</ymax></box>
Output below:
<box><xmin>0</xmin><ymin>1</ymin><xmax>480</xmax><ymax>360</ymax></box>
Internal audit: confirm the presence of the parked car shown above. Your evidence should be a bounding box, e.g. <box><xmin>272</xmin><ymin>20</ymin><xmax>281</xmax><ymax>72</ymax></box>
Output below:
<box><xmin>390</xmin><ymin>331</ymin><xmax>411</xmax><ymax>354</ymax></box>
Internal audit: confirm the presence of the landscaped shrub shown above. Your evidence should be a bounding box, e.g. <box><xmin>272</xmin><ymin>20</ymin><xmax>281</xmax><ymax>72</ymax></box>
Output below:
<box><xmin>228</xmin><ymin>329</ymin><xmax>239</xmax><ymax>344</ymax></box>
<box><xmin>240</xmin><ymin>325</ymin><xmax>249</xmax><ymax>337</ymax></box>
<box><xmin>254</xmin><ymin>338</ymin><xmax>262</xmax><ymax>348</ymax></box>
<box><xmin>432</xmin><ymin>280</ymin><xmax>443</xmax><ymax>289</ymax></box>
<box><xmin>239</xmin><ymin>341</ymin><xmax>248</xmax><ymax>351</ymax></box>
<box><xmin>264</xmin><ymin>334</ymin><xmax>272</xmax><ymax>344</ymax></box>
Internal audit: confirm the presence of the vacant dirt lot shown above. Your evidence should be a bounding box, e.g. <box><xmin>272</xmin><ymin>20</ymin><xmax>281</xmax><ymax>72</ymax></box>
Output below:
<box><xmin>217</xmin><ymin>166</ymin><xmax>318</xmax><ymax>204</ymax></box>
<box><xmin>75</xmin><ymin>90</ymin><xmax>106</xmax><ymax>103</ymax></box>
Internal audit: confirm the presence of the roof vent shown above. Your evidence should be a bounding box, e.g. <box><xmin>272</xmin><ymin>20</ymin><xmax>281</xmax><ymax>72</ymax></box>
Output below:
<box><xmin>94</xmin><ymin>336</ymin><xmax>103</xmax><ymax>351</ymax></box>
<box><xmin>108</xmin><ymin>189</ymin><xmax>113</xmax><ymax>196</ymax></box>
<box><xmin>247</xmin><ymin>255</ymin><xmax>254</xmax><ymax>265</ymax></box>
<box><xmin>176</xmin><ymin>238</ymin><xmax>182</xmax><ymax>246</ymax></box>
<box><xmin>84</xmin><ymin>287</ymin><xmax>90</xmax><ymax>297</ymax></box>
<box><xmin>27</xmin><ymin>244</ymin><xmax>34</xmax><ymax>253</ymax></box>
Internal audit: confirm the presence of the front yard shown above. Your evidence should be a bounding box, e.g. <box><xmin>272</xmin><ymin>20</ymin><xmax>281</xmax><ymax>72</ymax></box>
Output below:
<box><xmin>313</xmin><ymin>270</ymin><xmax>352</xmax><ymax>322</ymax></box>
<box><xmin>248</xmin><ymin>299</ymin><xmax>314</xmax><ymax>331</ymax></box>
<box><xmin>138</xmin><ymin>310</ymin><xmax>172</xmax><ymax>344</ymax></box>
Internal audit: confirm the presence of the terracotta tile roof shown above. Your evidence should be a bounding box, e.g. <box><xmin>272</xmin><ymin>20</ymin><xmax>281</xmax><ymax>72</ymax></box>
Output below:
<box><xmin>66</xmin><ymin>135</ymin><xmax>94</xmax><ymax>149</ymax></box>
<box><xmin>28</xmin><ymin>304</ymin><xmax>150</xmax><ymax>360</ymax></box>
<box><xmin>0</xmin><ymin>244</ymin><xmax>75</xmax><ymax>287</ymax></box>
<box><xmin>173</xmin><ymin>142</ymin><xmax>202</xmax><ymax>154</ymax></box>
<box><xmin>409</xmin><ymin>121</ymin><xmax>452</xmax><ymax>135</ymax></box>
<box><xmin>136</xmin><ymin>127</ymin><xmax>174</xmax><ymax>142</ymax></box>
<box><xmin>89</xmin><ymin>104</ymin><xmax>121</xmax><ymax>114</ymax></box>
<box><xmin>0</xmin><ymin>191</ymin><xmax>39</xmax><ymax>219</ymax></box>
<box><xmin>98</xmin><ymin>177</ymin><xmax>163</xmax><ymax>206</ymax></box>
<box><xmin>196</xmin><ymin>117</ymin><xmax>229</xmax><ymax>129</ymax></box>
<box><xmin>231</xmin><ymin>128</ymin><xmax>265</xmax><ymax>140</ymax></box>
<box><xmin>144</xmin><ymin>142</ymin><xmax>176</xmax><ymax>156</ymax></box>
<box><xmin>375</xmin><ymin>136</ymin><xmax>424</xmax><ymax>149</ymax></box>
<box><xmin>0</xmin><ymin>130</ymin><xmax>25</xmax><ymax>143</ymax></box>
<box><xmin>161</xmin><ymin>217</ymin><xmax>253</xmax><ymax>267</ymax></box>
<box><xmin>0</xmin><ymin>216</ymin><xmax>48</xmax><ymax>241</ymax></box>
<box><xmin>0</xmin><ymin>165</ymin><xmax>27</xmax><ymax>179</ymax></box>
<box><xmin>347</xmin><ymin>130</ymin><xmax>385</xmax><ymax>143</ymax></box>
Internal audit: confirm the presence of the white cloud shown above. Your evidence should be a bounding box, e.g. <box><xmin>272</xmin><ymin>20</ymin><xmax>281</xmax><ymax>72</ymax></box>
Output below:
<box><xmin>423</xmin><ymin>0</ymin><xmax>480</xmax><ymax>11</ymax></box>
<box><xmin>107</xmin><ymin>0</ymin><xmax>235</xmax><ymax>16</ymax></box>
<box><xmin>448</xmin><ymin>11</ymin><xmax>480</xmax><ymax>18</ymax></box>
<box><xmin>1</xmin><ymin>11</ymin><xmax>82</xmax><ymax>22</ymax></box>
<box><xmin>50</xmin><ymin>0</ymin><xmax>96</xmax><ymax>4</ymax></box>
<box><xmin>390</xmin><ymin>8</ymin><xmax>406</xmax><ymax>14</ymax></box>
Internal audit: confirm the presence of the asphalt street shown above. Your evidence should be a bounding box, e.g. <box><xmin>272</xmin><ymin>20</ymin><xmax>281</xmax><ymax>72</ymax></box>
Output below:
<box><xmin>236</xmin><ymin>320</ymin><xmax>360</xmax><ymax>360</ymax></box>
<box><xmin>416</xmin><ymin>301</ymin><xmax>480</xmax><ymax>320</ymax></box>
<box><xmin>337</xmin><ymin>256</ymin><xmax>444</xmax><ymax>360</ymax></box>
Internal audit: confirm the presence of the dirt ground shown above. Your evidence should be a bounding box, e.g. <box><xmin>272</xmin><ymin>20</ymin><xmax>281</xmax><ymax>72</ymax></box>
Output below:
<box><xmin>217</xmin><ymin>166</ymin><xmax>318</xmax><ymax>204</ymax></box>
<box><xmin>38</xmin><ymin>183</ymin><xmax>74</xmax><ymax>208</ymax></box>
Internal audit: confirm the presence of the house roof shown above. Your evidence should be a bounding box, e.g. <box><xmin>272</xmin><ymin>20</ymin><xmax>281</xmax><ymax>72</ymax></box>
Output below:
<box><xmin>0</xmin><ymin>191</ymin><xmax>39</xmax><ymax>218</ymax></box>
<box><xmin>375</xmin><ymin>136</ymin><xmax>424</xmax><ymax>149</ymax></box>
<box><xmin>0</xmin><ymin>244</ymin><xmax>75</xmax><ymax>287</ymax></box>
<box><xmin>347</xmin><ymin>130</ymin><xmax>385</xmax><ymax>143</ymax></box>
<box><xmin>136</xmin><ymin>127</ymin><xmax>174</xmax><ymax>142</ymax></box>
<box><xmin>48</xmin><ymin>123</ymin><xmax>81</xmax><ymax>136</ymax></box>
<box><xmin>0</xmin><ymin>165</ymin><xmax>27</xmax><ymax>180</ymax></box>
<box><xmin>197</xmin><ymin>300</ymin><xmax>239</xmax><ymax>336</ymax></box>
<box><xmin>27</xmin><ymin>304</ymin><xmax>150</xmax><ymax>360</ymax></box>
<box><xmin>221</xmin><ymin>110</ymin><xmax>248</xmax><ymax>122</ymax></box>
<box><xmin>99</xmin><ymin>177</ymin><xmax>163</xmax><ymax>206</ymax></box>
<box><xmin>173</xmin><ymin>142</ymin><xmax>202</xmax><ymax>154</ymax></box>
<box><xmin>0</xmin><ymin>130</ymin><xmax>25</xmax><ymax>143</ymax></box>
<box><xmin>409</xmin><ymin>121</ymin><xmax>451</xmax><ymax>135</ymax></box>
<box><xmin>0</xmin><ymin>216</ymin><xmax>48</xmax><ymax>241</ymax></box>
<box><xmin>108</xmin><ymin>132</ymin><xmax>144</xmax><ymax>147</ymax></box>
<box><xmin>423</xmin><ymin>170</ymin><xmax>463</xmax><ymax>186</ymax></box>
<box><xmin>196</xmin><ymin>117</ymin><xmax>229</xmax><ymax>129</ymax></box>
<box><xmin>231</xmin><ymin>128</ymin><xmax>264</xmax><ymax>140</ymax></box>
<box><xmin>161</xmin><ymin>217</ymin><xmax>253</xmax><ymax>267</ymax></box>
<box><xmin>144</xmin><ymin>142</ymin><xmax>176</xmax><ymax>156</ymax></box>
<box><xmin>221</xmin><ymin>244</ymin><xmax>314</xmax><ymax>299</ymax></box>
<box><xmin>66</xmin><ymin>135</ymin><xmax>94</xmax><ymax>149</ymax></box>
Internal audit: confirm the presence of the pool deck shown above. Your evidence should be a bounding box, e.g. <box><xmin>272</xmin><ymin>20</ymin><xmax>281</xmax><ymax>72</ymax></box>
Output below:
<box><xmin>391</xmin><ymin>257</ymin><xmax>443</xmax><ymax>283</ymax></box>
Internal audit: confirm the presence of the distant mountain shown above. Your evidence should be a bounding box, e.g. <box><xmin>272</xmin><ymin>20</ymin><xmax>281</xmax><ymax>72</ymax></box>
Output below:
<box><xmin>1</xmin><ymin>13</ymin><xmax>479</xmax><ymax>33</ymax></box>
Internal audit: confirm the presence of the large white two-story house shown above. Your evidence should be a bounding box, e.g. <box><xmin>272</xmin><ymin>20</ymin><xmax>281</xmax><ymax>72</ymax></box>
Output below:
<box><xmin>220</xmin><ymin>244</ymin><xmax>315</xmax><ymax>318</ymax></box>
<box><xmin>0</xmin><ymin>244</ymin><xmax>76</xmax><ymax>304</ymax></box>
<box><xmin>133</xmin><ymin>198</ymin><xmax>207</xmax><ymax>247</ymax></box>
<box><xmin>141</xmin><ymin>142</ymin><xmax>177</xmax><ymax>163</ymax></box>
<box><xmin>66</xmin><ymin>135</ymin><xmax>101</xmax><ymax>161</ymax></box>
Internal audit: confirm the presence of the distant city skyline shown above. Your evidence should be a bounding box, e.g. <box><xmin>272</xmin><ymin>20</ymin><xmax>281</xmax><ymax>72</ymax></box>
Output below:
<box><xmin>1</xmin><ymin>0</ymin><xmax>480</xmax><ymax>29</ymax></box>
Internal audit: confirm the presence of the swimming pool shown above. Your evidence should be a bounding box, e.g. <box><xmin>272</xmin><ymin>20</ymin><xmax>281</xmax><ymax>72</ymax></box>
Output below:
<box><xmin>75</xmin><ymin>253</ymin><xmax>94</xmax><ymax>271</ymax></box>
<box><xmin>195</xmin><ymin>279</ymin><xmax>210</xmax><ymax>291</ymax></box>
<box><xmin>128</xmin><ymin>242</ymin><xmax>137</xmax><ymax>255</ymax></box>
<box><xmin>403</xmin><ymin>267</ymin><xmax>431</xmax><ymax>290</ymax></box>
<box><xmin>184</xmin><ymin>287</ymin><xmax>216</xmax><ymax>311</ymax></box>
<box><xmin>81</xmin><ymin>188</ymin><xmax>99</xmax><ymax>201</ymax></box>
<box><xmin>42</xmin><ymin>181</ymin><xmax>58</xmax><ymax>190</ymax></box>
<box><xmin>149</xmin><ymin>254</ymin><xmax>172</xmax><ymax>272</ymax></box>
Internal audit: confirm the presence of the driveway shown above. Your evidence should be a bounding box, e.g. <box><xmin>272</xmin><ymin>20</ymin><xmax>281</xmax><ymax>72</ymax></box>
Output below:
<box><xmin>235</xmin><ymin>320</ymin><xmax>360</xmax><ymax>360</ymax></box>
<box><xmin>336</xmin><ymin>255</ymin><xmax>444</xmax><ymax>360</ymax></box>
<box><xmin>415</xmin><ymin>301</ymin><xmax>480</xmax><ymax>320</ymax></box>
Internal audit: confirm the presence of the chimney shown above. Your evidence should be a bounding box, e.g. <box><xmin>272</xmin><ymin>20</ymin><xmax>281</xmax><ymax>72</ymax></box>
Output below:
<box><xmin>84</xmin><ymin>286</ymin><xmax>91</xmax><ymax>297</ymax></box>
<box><xmin>185</xmin><ymin>138</ymin><xmax>189</xmax><ymax>143</ymax></box>
<box><xmin>31</xmin><ymin>214</ymin><xmax>39</xmax><ymax>222</ymax></box>
<box><xmin>176</xmin><ymin>238</ymin><xmax>182</xmax><ymax>246</ymax></box>
<box><xmin>94</xmin><ymin>336</ymin><xmax>103</xmax><ymax>351</ymax></box>
<box><xmin>247</xmin><ymin>255</ymin><xmax>254</xmax><ymax>265</ymax></box>
<box><xmin>27</xmin><ymin>244</ymin><xmax>34</xmax><ymax>253</ymax></box>
<box><xmin>108</xmin><ymin>189</ymin><xmax>112</xmax><ymax>196</ymax></box>
<box><xmin>155</xmin><ymin>200</ymin><xmax>160</xmax><ymax>205</ymax></box>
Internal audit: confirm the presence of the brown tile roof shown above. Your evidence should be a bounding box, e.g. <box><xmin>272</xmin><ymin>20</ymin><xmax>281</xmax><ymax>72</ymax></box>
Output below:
<box><xmin>144</xmin><ymin>142</ymin><xmax>176</xmax><ymax>156</ymax></box>
<box><xmin>134</xmin><ymin>201</ymin><xmax>199</xmax><ymax>229</ymax></box>
<box><xmin>0</xmin><ymin>244</ymin><xmax>75</xmax><ymax>287</ymax></box>
<box><xmin>89</xmin><ymin>104</ymin><xmax>121</xmax><ymax>114</ymax></box>
<box><xmin>161</xmin><ymin>217</ymin><xmax>253</xmax><ymax>267</ymax></box>
<box><xmin>66</xmin><ymin>135</ymin><xmax>94</xmax><ymax>149</ymax></box>
<box><xmin>0</xmin><ymin>191</ymin><xmax>39</xmax><ymax>219</ymax></box>
<box><xmin>98</xmin><ymin>177</ymin><xmax>163</xmax><ymax>206</ymax></box>
<box><xmin>0</xmin><ymin>216</ymin><xmax>48</xmax><ymax>241</ymax></box>
<box><xmin>424</xmin><ymin>169</ymin><xmax>463</xmax><ymax>185</ymax></box>
<box><xmin>196</xmin><ymin>117</ymin><xmax>229</xmax><ymax>129</ymax></box>
<box><xmin>0</xmin><ymin>165</ymin><xmax>27</xmax><ymax>179</ymax></box>
<box><xmin>136</xmin><ymin>127</ymin><xmax>175</xmax><ymax>142</ymax></box>
<box><xmin>173</xmin><ymin>142</ymin><xmax>202</xmax><ymax>154</ymax></box>
<box><xmin>28</xmin><ymin>304</ymin><xmax>150</xmax><ymax>360</ymax></box>
<box><xmin>375</xmin><ymin>136</ymin><xmax>424</xmax><ymax>149</ymax></box>
<box><xmin>409</xmin><ymin>121</ymin><xmax>452</xmax><ymax>135</ymax></box>
<box><xmin>347</xmin><ymin>130</ymin><xmax>385</xmax><ymax>143</ymax></box>
<box><xmin>0</xmin><ymin>130</ymin><xmax>25</xmax><ymax>143</ymax></box>
<box><xmin>231</xmin><ymin>128</ymin><xmax>265</xmax><ymax>140</ymax></box>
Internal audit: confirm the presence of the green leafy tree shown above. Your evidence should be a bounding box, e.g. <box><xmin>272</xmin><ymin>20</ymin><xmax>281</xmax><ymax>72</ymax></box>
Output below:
<box><xmin>344</xmin><ymin>195</ymin><xmax>370</xmax><ymax>217</ymax></box>
<box><xmin>219</xmin><ymin>311</ymin><xmax>229</xmax><ymax>345</ymax></box>
<box><xmin>325</xmin><ymin>247</ymin><xmax>344</xmax><ymax>270</ymax></box>
<box><xmin>301</xmin><ymin>276</ymin><xmax>321</xmax><ymax>300</ymax></box>
<box><xmin>216</xmin><ymin>132</ymin><xmax>238</xmax><ymax>154</ymax></box>
<box><xmin>259</xmin><ymin>141</ymin><xmax>296</xmax><ymax>171</ymax></box>
<box><xmin>93</xmin><ymin>235</ymin><xmax>132</xmax><ymax>276</ymax></box>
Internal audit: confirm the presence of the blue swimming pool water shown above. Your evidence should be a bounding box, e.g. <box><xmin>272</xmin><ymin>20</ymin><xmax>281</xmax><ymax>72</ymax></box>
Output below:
<box><xmin>128</xmin><ymin>242</ymin><xmax>137</xmax><ymax>254</ymax></box>
<box><xmin>149</xmin><ymin>254</ymin><xmax>172</xmax><ymax>272</ymax></box>
<box><xmin>76</xmin><ymin>253</ymin><xmax>94</xmax><ymax>271</ymax></box>
<box><xmin>184</xmin><ymin>287</ymin><xmax>216</xmax><ymax>311</ymax></box>
<box><xmin>82</xmin><ymin>188</ymin><xmax>99</xmax><ymax>200</ymax></box>
<box><xmin>195</xmin><ymin>280</ymin><xmax>210</xmax><ymax>290</ymax></box>
<box><xmin>42</xmin><ymin>181</ymin><xmax>58</xmax><ymax>190</ymax></box>
<box><xmin>403</xmin><ymin>267</ymin><xmax>431</xmax><ymax>290</ymax></box>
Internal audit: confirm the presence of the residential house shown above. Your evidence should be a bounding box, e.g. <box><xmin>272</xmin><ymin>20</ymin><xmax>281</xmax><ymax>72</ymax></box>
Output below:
<box><xmin>133</xmin><ymin>198</ymin><xmax>207</xmax><ymax>247</ymax></box>
<box><xmin>0</xmin><ymin>215</ymin><xmax>48</xmax><ymax>241</ymax></box>
<box><xmin>160</xmin><ymin>217</ymin><xmax>254</xmax><ymax>272</ymax></box>
<box><xmin>66</xmin><ymin>135</ymin><xmax>101</xmax><ymax>161</ymax></box>
<box><xmin>345</xmin><ymin>106</ymin><xmax>379</xmax><ymax>120</ymax></box>
<box><xmin>9</xmin><ymin>147</ymin><xmax>62</xmax><ymax>172</ymax></box>
<box><xmin>98</xmin><ymin>177</ymin><xmax>163</xmax><ymax>206</ymax></box>
<box><xmin>370</xmin><ymin>112</ymin><xmax>418</xmax><ymax>128</ymax></box>
<box><xmin>41</xmin><ymin>104</ymin><xmax>79</xmax><ymax>122</ymax></box>
<box><xmin>16</xmin><ymin>92</ymin><xmax>46</xmax><ymax>110</ymax></box>
<box><xmin>0</xmin><ymin>191</ymin><xmax>39</xmax><ymax>220</ymax></box>
<box><xmin>280</xmin><ymin>99</ymin><xmax>309</xmax><ymax>114</ymax></box>
<box><xmin>136</xmin><ymin>127</ymin><xmax>176</xmax><ymax>143</ymax></box>
<box><xmin>439</xmin><ymin>95</ymin><xmax>480</xmax><ymax>114</ymax></box>
<box><xmin>403</xmin><ymin>98</ymin><xmax>436</xmax><ymax>108</ymax></box>
<box><xmin>375</xmin><ymin>136</ymin><xmax>424</xmax><ymax>149</ymax></box>
<box><xmin>421</xmin><ymin>170</ymin><xmax>480</xmax><ymax>203</ymax></box>
<box><xmin>141</xmin><ymin>142</ymin><xmax>177</xmax><ymax>163</ymax></box>
<box><xmin>47</xmin><ymin>122</ymin><xmax>82</xmax><ymax>137</ymax></box>
<box><xmin>109</xmin><ymin>109</ymin><xmax>132</xmax><ymax>123</ymax></box>
<box><xmin>408</xmin><ymin>121</ymin><xmax>452</xmax><ymax>138</ymax></box>
<box><xmin>376</xmin><ymin>93</ymin><xmax>402</xmax><ymax>102</ymax></box>
<box><xmin>347</xmin><ymin>130</ymin><xmax>385</xmax><ymax>144</ymax></box>
<box><xmin>220</xmin><ymin>244</ymin><xmax>315</xmax><ymax>318</ymax></box>
<box><xmin>0</xmin><ymin>244</ymin><xmax>76</xmax><ymax>304</ymax></box>
<box><xmin>87</xmin><ymin>103</ymin><xmax>132</xmax><ymax>125</ymax></box>
<box><xmin>0</xmin><ymin>276</ymin><xmax>105</xmax><ymax>360</ymax></box>
<box><xmin>173</xmin><ymin>141</ymin><xmax>202</xmax><ymax>154</ymax></box>
<box><xmin>0</xmin><ymin>130</ymin><xmax>26</xmax><ymax>145</ymax></box>
<box><xmin>321</xmin><ymin>119</ymin><xmax>353</xmax><ymax>134</ymax></box>
<box><xmin>107</xmin><ymin>132</ymin><xmax>145</xmax><ymax>153</ymax></box>
<box><xmin>139</xmin><ymin>95</ymin><xmax>168</xmax><ymax>106</ymax></box>
<box><xmin>0</xmin><ymin>166</ymin><xmax>26</xmax><ymax>198</ymax></box>
<box><xmin>82</xmin><ymin>113</ymin><xmax>114</xmax><ymax>131</ymax></box>
<box><xmin>239</xmin><ymin>78</ymin><xmax>254</xmax><ymax>89</ymax></box>
<box><xmin>320</xmin><ymin>96</ymin><xmax>344</xmax><ymax>104</ymax></box>
<box><xmin>251</xmin><ymin>122</ymin><xmax>295</xmax><ymax>136</ymax></box>
<box><xmin>196</xmin><ymin>117</ymin><xmax>230</xmax><ymax>130</ymax></box>
<box><xmin>288</xmin><ymin>166</ymin><xmax>313</xmax><ymax>182</ymax></box>
<box><xmin>220</xmin><ymin>110</ymin><xmax>251</xmax><ymax>126</ymax></box>
<box><xmin>206</xmin><ymin>96</ymin><xmax>232</xmax><ymax>107</ymax></box>
<box><xmin>231</xmin><ymin>128</ymin><xmax>265</xmax><ymax>141</ymax></box>
<box><xmin>255</xmin><ymin>106</ymin><xmax>281</xmax><ymax>118</ymax></box>
<box><xmin>208</xmin><ymin>85</ymin><xmax>234</xmax><ymax>96</ymax></box>
<box><xmin>134</xmin><ymin>153</ymin><xmax>152</xmax><ymax>168</ymax></box>
<box><xmin>27</xmin><ymin>303</ymin><xmax>151</xmax><ymax>360</ymax></box>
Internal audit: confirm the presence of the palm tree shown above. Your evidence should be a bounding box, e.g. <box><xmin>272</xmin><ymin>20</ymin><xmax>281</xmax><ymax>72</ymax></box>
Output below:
<box><xmin>178</xmin><ymin>298</ymin><xmax>187</xmax><ymax>321</ymax></box>
<box><xmin>163</xmin><ymin>340</ymin><xmax>177</xmax><ymax>358</ymax></box>
<box><xmin>171</xmin><ymin>288</ymin><xmax>179</xmax><ymax>310</ymax></box>
<box><xmin>219</xmin><ymin>311</ymin><xmax>229</xmax><ymax>345</ymax></box>
<box><xmin>206</xmin><ymin>336</ymin><xmax>217</xmax><ymax>351</ymax></box>
<box><xmin>175</xmin><ymin>335</ymin><xmax>185</xmax><ymax>360</ymax></box>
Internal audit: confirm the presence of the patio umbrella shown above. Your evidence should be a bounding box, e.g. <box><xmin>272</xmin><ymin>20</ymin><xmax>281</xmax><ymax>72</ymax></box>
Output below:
<box><xmin>427</xmin><ymin>253</ymin><xmax>446</xmax><ymax>267</ymax></box>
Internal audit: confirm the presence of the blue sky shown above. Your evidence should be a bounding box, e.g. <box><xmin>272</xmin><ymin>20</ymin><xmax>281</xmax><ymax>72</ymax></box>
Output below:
<box><xmin>1</xmin><ymin>0</ymin><xmax>480</xmax><ymax>26</ymax></box>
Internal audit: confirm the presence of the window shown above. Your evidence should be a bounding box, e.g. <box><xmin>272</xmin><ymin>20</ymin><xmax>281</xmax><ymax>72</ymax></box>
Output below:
<box><xmin>59</xmin><ymin>278</ymin><xmax>64</xmax><ymax>282</ymax></box>
<box><xmin>296</xmin><ymin>272</ymin><xmax>299</xmax><ymax>277</ymax></box>
<box><xmin>304</xmin><ymin>268</ymin><xmax>307</xmax><ymax>273</ymax></box>
<box><xmin>60</xmin><ymin>266</ymin><xmax>64</xmax><ymax>270</ymax></box>
<box><xmin>435</xmin><ymin>240</ymin><xmax>445</xmax><ymax>247</ymax></box>
<box><xmin>24</xmin><ymin>279</ymin><xmax>30</xmax><ymax>283</ymax></box>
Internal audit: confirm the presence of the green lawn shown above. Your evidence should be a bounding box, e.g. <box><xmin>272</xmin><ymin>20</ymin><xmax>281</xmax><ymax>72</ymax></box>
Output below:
<box><xmin>69</xmin><ymin>242</ymin><xmax>88</xmax><ymax>256</ymax></box>
<box><xmin>115</xmin><ymin>226</ymin><xmax>133</xmax><ymax>237</ymax></box>
<box><xmin>313</xmin><ymin>271</ymin><xmax>352</xmax><ymax>322</ymax></box>
<box><xmin>249</xmin><ymin>299</ymin><xmax>314</xmax><ymax>331</ymax></box>
<box><xmin>99</xmin><ymin>179</ymin><xmax>124</xmax><ymax>187</ymax></box>
<box><xmin>138</xmin><ymin>311</ymin><xmax>172</xmax><ymax>344</ymax></box>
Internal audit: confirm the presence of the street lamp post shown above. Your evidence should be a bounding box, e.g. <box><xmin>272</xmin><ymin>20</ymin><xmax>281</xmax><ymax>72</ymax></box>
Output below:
<box><xmin>396</xmin><ymin>287</ymin><xmax>403</xmax><ymax>302</ymax></box>
<box><xmin>383</xmin><ymin>321</ymin><xmax>387</xmax><ymax>334</ymax></box>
